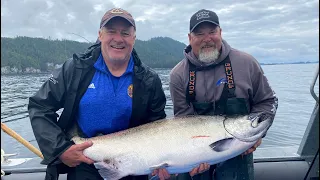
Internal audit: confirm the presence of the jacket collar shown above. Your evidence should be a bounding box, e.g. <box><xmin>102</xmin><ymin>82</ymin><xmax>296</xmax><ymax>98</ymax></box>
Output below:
<box><xmin>73</xmin><ymin>42</ymin><xmax>146</xmax><ymax>80</ymax></box>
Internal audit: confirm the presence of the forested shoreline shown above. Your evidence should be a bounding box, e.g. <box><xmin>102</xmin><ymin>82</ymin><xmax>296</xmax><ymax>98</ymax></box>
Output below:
<box><xmin>1</xmin><ymin>36</ymin><xmax>186</xmax><ymax>74</ymax></box>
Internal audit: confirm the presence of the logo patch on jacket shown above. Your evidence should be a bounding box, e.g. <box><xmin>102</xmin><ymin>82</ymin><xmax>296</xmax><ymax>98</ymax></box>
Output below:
<box><xmin>88</xmin><ymin>83</ymin><xmax>95</xmax><ymax>89</ymax></box>
<box><xmin>127</xmin><ymin>84</ymin><xmax>133</xmax><ymax>98</ymax></box>
<box><xmin>48</xmin><ymin>74</ymin><xmax>58</xmax><ymax>84</ymax></box>
<box><xmin>216</xmin><ymin>78</ymin><xmax>227</xmax><ymax>86</ymax></box>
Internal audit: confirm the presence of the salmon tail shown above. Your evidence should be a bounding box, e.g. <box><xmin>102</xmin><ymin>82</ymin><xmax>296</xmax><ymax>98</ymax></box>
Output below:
<box><xmin>149</xmin><ymin>162</ymin><xmax>170</xmax><ymax>170</ymax></box>
<box><xmin>94</xmin><ymin>161</ymin><xmax>127</xmax><ymax>180</ymax></box>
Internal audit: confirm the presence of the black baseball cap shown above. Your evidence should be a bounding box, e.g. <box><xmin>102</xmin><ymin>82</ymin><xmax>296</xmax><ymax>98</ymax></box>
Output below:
<box><xmin>189</xmin><ymin>9</ymin><xmax>219</xmax><ymax>32</ymax></box>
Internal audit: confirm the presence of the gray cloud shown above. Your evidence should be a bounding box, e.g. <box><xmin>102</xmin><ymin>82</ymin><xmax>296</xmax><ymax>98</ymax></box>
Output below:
<box><xmin>1</xmin><ymin>0</ymin><xmax>318</xmax><ymax>63</ymax></box>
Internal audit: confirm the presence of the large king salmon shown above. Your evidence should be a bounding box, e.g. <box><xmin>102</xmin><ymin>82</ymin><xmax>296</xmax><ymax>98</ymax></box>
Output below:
<box><xmin>72</xmin><ymin>113</ymin><xmax>271</xmax><ymax>180</ymax></box>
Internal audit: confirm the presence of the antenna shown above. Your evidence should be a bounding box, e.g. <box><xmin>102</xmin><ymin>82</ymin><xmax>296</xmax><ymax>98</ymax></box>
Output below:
<box><xmin>67</xmin><ymin>32</ymin><xmax>91</xmax><ymax>43</ymax></box>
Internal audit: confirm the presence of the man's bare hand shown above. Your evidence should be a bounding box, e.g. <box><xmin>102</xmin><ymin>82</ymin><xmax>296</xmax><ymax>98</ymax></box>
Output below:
<box><xmin>151</xmin><ymin>168</ymin><xmax>171</xmax><ymax>180</ymax></box>
<box><xmin>59</xmin><ymin>141</ymin><xmax>94</xmax><ymax>167</ymax></box>
<box><xmin>189</xmin><ymin>163</ymin><xmax>210</xmax><ymax>177</ymax></box>
<box><xmin>243</xmin><ymin>138</ymin><xmax>262</xmax><ymax>155</ymax></box>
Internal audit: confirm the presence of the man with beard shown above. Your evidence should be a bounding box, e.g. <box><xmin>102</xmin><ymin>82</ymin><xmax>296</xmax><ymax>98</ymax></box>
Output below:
<box><xmin>166</xmin><ymin>9</ymin><xmax>278</xmax><ymax>180</ymax></box>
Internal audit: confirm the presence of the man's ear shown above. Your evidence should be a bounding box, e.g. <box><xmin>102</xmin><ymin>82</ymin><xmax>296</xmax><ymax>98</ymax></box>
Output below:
<box><xmin>132</xmin><ymin>34</ymin><xmax>136</xmax><ymax>45</ymax></box>
<box><xmin>188</xmin><ymin>33</ymin><xmax>192</xmax><ymax>44</ymax></box>
<box><xmin>98</xmin><ymin>29</ymin><xmax>103</xmax><ymax>41</ymax></box>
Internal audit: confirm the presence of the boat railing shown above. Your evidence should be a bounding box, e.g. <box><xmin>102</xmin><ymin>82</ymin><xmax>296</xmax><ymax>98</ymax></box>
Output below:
<box><xmin>297</xmin><ymin>64</ymin><xmax>319</xmax><ymax>179</ymax></box>
<box><xmin>310</xmin><ymin>65</ymin><xmax>319</xmax><ymax>104</ymax></box>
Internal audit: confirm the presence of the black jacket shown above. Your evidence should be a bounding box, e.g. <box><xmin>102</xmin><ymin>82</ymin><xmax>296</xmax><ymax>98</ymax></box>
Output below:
<box><xmin>28</xmin><ymin>43</ymin><xmax>166</xmax><ymax>179</ymax></box>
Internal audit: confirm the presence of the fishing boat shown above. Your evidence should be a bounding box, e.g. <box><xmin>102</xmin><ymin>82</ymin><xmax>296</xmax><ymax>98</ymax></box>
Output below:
<box><xmin>1</xmin><ymin>65</ymin><xmax>319</xmax><ymax>180</ymax></box>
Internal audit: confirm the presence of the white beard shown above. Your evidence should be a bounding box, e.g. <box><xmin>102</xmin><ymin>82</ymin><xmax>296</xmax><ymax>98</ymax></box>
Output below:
<box><xmin>199</xmin><ymin>48</ymin><xmax>220</xmax><ymax>63</ymax></box>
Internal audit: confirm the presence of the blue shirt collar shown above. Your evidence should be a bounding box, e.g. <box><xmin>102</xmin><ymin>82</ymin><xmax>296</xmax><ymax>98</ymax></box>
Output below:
<box><xmin>94</xmin><ymin>53</ymin><xmax>134</xmax><ymax>76</ymax></box>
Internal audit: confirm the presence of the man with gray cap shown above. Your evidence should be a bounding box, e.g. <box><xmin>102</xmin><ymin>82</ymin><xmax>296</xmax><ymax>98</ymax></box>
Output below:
<box><xmin>168</xmin><ymin>9</ymin><xmax>278</xmax><ymax>180</ymax></box>
<box><xmin>28</xmin><ymin>8</ymin><xmax>166</xmax><ymax>180</ymax></box>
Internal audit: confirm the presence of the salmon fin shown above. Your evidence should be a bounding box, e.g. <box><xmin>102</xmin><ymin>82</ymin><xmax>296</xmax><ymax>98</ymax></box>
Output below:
<box><xmin>94</xmin><ymin>152</ymin><xmax>138</xmax><ymax>180</ymax></box>
<box><xmin>94</xmin><ymin>161</ymin><xmax>127</xmax><ymax>180</ymax></box>
<box><xmin>150</xmin><ymin>162</ymin><xmax>170</xmax><ymax>170</ymax></box>
<box><xmin>209</xmin><ymin>138</ymin><xmax>234</xmax><ymax>152</ymax></box>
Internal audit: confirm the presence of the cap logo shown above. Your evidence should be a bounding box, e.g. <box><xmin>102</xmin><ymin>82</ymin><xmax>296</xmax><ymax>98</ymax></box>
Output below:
<box><xmin>196</xmin><ymin>11</ymin><xmax>210</xmax><ymax>20</ymax></box>
<box><xmin>110</xmin><ymin>8</ymin><xmax>124</xmax><ymax>14</ymax></box>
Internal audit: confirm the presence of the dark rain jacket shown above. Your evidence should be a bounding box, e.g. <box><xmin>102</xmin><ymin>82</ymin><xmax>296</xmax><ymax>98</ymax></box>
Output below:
<box><xmin>28</xmin><ymin>43</ymin><xmax>167</xmax><ymax>180</ymax></box>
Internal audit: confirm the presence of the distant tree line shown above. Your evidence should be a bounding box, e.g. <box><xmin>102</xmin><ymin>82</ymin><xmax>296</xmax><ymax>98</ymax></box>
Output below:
<box><xmin>1</xmin><ymin>36</ymin><xmax>187</xmax><ymax>72</ymax></box>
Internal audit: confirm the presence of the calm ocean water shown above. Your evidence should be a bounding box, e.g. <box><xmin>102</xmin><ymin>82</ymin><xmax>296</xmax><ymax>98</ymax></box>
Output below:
<box><xmin>1</xmin><ymin>63</ymin><xmax>319</xmax><ymax>159</ymax></box>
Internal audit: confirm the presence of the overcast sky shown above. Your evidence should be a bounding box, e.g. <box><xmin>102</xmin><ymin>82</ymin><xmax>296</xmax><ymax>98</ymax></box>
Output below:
<box><xmin>1</xmin><ymin>0</ymin><xmax>319</xmax><ymax>63</ymax></box>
